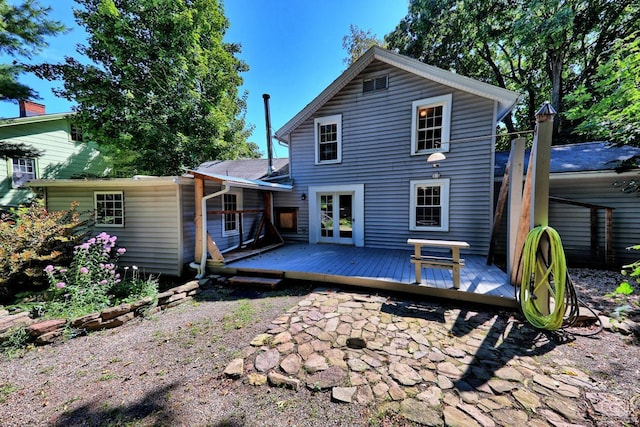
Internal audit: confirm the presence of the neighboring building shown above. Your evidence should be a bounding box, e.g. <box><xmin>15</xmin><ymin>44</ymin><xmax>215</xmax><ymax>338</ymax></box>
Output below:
<box><xmin>494</xmin><ymin>141</ymin><xmax>640</xmax><ymax>267</ymax></box>
<box><xmin>272</xmin><ymin>46</ymin><xmax>520</xmax><ymax>255</ymax></box>
<box><xmin>0</xmin><ymin>101</ymin><xmax>110</xmax><ymax>209</ymax></box>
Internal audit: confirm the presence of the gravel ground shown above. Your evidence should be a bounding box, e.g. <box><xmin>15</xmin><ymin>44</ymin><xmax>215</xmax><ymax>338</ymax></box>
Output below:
<box><xmin>0</xmin><ymin>268</ymin><xmax>638</xmax><ymax>427</ymax></box>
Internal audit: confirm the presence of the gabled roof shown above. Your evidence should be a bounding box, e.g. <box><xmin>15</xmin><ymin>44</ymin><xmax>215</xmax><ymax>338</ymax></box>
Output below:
<box><xmin>494</xmin><ymin>141</ymin><xmax>640</xmax><ymax>176</ymax></box>
<box><xmin>0</xmin><ymin>112</ymin><xmax>72</xmax><ymax>128</ymax></box>
<box><xmin>275</xmin><ymin>46</ymin><xmax>521</xmax><ymax>143</ymax></box>
<box><xmin>194</xmin><ymin>158</ymin><xmax>289</xmax><ymax>180</ymax></box>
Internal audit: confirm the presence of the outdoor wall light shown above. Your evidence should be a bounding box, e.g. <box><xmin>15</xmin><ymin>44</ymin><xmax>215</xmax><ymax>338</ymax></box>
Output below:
<box><xmin>301</xmin><ymin>193</ymin><xmax>307</xmax><ymax>201</ymax></box>
<box><xmin>427</xmin><ymin>152</ymin><xmax>446</xmax><ymax>179</ymax></box>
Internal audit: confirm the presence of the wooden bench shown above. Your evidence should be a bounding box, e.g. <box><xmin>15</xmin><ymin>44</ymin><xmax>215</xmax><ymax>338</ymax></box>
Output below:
<box><xmin>407</xmin><ymin>239</ymin><xmax>470</xmax><ymax>289</ymax></box>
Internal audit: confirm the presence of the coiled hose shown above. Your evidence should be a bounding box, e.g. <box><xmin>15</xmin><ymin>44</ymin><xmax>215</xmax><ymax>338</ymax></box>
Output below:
<box><xmin>516</xmin><ymin>226</ymin><xmax>602</xmax><ymax>335</ymax></box>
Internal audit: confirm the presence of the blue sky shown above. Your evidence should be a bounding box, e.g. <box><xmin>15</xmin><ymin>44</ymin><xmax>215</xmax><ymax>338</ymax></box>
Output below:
<box><xmin>0</xmin><ymin>0</ymin><xmax>409</xmax><ymax>158</ymax></box>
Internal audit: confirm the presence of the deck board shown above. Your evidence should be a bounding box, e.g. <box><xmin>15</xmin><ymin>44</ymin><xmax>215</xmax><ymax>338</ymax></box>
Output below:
<box><xmin>208</xmin><ymin>243</ymin><xmax>517</xmax><ymax>308</ymax></box>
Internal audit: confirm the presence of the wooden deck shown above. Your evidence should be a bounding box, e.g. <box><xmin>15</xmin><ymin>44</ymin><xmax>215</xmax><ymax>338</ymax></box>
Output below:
<box><xmin>207</xmin><ymin>243</ymin><xmax>518</xmax><ymax>308</ymax></box>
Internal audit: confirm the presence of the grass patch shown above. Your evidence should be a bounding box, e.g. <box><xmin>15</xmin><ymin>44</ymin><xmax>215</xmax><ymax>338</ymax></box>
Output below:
<box><xmin>222</xmin><ymin>299</ymin><xmax>256</xmax><ymax>331</ymax></box>
<box><xmin>99</xmin><ymin>370</ymin><xmax>115</xmax><ymax>381</ymax></box>
<box><xmin>0</xmin><ymin>383</ymin><xmax>17</xmax><ymax>403</ymax></box>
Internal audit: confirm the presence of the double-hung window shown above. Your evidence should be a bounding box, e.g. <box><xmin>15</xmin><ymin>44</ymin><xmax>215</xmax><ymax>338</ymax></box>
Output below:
<box><xmin>409</xmin><ymin>179</ymin><xmax>450</xmax><ymax>231</ymax></box>
<box><xmin>94</xmin><ymin>191</ymin><xmax>124</xmax><ymax>227</ymax></box>
<box><xmin>222</xmin><ymin>190</ymin><xmax>243</xmax><ymax>236</ymax></box>
<box><xmin>314</xmin><ymin>114</ymin><xmax>342</xmax><ymax>164</ymax></box>
<box><xmin>411</xmin><ymin>94</ymin><xmax>452</xmax><ymax>155</ymax></box>
<box><xmin>70</xmin><ymin>123</ymin><xmax>84</xmax><ymax>142</ymax></box>
<box><xmin>11</xmin><ymin>158</ymin><xmax>36</xmax><ymax>188</ymax></box>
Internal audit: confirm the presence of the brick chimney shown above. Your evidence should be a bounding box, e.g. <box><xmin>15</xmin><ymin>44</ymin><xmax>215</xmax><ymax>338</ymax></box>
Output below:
<box><xmin>19</xmin><ymin>100</ymin><xmax>46</xmax><ymax>117</ymax></box>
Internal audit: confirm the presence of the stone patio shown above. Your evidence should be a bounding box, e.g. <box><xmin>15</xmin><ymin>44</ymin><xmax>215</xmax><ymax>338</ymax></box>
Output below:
<box><xmin>224</xmin><ymin>287</ymin><xmax>627</xmax><ymax>426</ymax></box>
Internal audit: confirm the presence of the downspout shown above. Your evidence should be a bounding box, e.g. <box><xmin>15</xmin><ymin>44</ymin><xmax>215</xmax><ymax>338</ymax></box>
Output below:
<box><xmin>193</xmin><ymin>182</ymin><xmax>231</xmax><ymax>279</ymax></box>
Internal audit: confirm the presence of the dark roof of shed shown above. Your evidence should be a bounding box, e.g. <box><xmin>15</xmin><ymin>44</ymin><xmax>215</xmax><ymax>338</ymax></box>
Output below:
<box><xmin>494</xmin><ymin>141</ymin><xmax>640</xmax><ymax>177</ymax></box>
<box><xmin>194</xmin><ymin>158</ymin><xmax>289</xmax><ymax>180</ymax></box>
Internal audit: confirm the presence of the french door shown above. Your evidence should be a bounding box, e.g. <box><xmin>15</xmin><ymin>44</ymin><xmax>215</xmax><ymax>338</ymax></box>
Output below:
<box><xmin>318</xmin><ymin>192</ymin><xmax>353</xmax><ymax>244</ymax></box>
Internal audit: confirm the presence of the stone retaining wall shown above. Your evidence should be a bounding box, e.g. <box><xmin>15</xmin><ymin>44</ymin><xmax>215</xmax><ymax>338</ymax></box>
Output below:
<box><xmin>0</xmin><ymin>281</ymin><xmax>200</xmax><ymax>346</ymax></box>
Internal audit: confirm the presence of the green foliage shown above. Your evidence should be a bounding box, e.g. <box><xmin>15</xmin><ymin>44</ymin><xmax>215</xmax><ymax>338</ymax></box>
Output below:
<box><xmin>42</xmin><ymin>232</ymin><xmax>158</xmax><ymax>319</ymax></box>
<box><xmin>0</xmin><ymin>201</ymin><xmax>90</xmax><ymax>302</ymax></box>
<box><xmin>342</xmin><ymin>25</ymin><xmax>385</xmax><ymax>66</ymax></box>
<box><xmin>30</xmin><ymin>0</ymin><xmax>257</xmax><ymax>176</ymax></box>
<box><xmin>0</xmin><ymin>383</ymin><xmax>18</xmax><ymax>403</ymax></box>
<box><xmin>620</xmin><ymin>244</ymin><xmax>640</xmax><ymax>291</ymax></box>
<box><xmin>0</xmin><ymin>0</ymin><xmax>66</xmax><ymax>102</ymax></box>
<box><xmin>566</xmin><ymin>33</ymin><xmax>640</xmax><ymax>149</ymax></box>
<box><xmin>0</xmin><ymin>327</ymin><xmax>30</xmax><ymax>359</ymax></box>
<box><xmin>384</xmin><ymin>0</ymin><xmax>640</xmax><ymax>140</ymax></box>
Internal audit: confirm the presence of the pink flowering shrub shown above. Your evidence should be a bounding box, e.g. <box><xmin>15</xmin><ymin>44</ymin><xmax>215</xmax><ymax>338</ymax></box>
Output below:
<box><xmin>42</xmin><ymin>232</ymin><xmax>156</xmax><ymax>319</ymax></box>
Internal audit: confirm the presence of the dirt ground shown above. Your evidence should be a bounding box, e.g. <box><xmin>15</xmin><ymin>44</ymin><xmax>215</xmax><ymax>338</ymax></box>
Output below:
<box><xmin>0</xmin><ymin>268</ymin><xmax>638</xmax><ymax>426</ymax></box>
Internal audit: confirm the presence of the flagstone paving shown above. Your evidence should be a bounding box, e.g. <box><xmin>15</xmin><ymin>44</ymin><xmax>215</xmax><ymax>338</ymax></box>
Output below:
<box><xmin>224</xmin><ymin>287</ymin><xmax>629</xmax><ymax>426</ymax></box>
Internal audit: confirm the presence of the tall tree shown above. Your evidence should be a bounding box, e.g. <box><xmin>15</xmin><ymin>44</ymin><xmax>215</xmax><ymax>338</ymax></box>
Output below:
<box><xmin>566</xmin><ymin>33</ymin><xmax>640</xmax><ymax>152</ymax></box>
<box><xmin>342</xmin><ymin>25</ymin><xmax>384</xmax><ymax>66</ymax></box>
<box><xmin>31</xmin><ymin>0</ymin><xmax>256</xmax><ymax>176</ymax></box>
<box><xmin>385</xmin><ymin>0</ymin><xmax>640</xmax><ymax>142</ymax></box>
<box><xmin>0</xmin><ymin>0</ymin><xmax>65</xmax><ymax>102</ymax></box>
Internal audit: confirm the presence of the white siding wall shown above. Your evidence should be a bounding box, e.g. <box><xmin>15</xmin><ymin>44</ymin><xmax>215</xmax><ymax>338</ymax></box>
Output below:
<box><xmin>45</xmin><ymin>183</ymin><xmax>186</xmax><ymax>276</ymax></box>
<box><xmin>1</xmin><ymin>118</ymin><xmax>109</xmax><ymax>208</ymax></box>
<box><xmin>277</xmin><ymin>60</ymin><xmax>497</xmax><ymax>254</ymax></box>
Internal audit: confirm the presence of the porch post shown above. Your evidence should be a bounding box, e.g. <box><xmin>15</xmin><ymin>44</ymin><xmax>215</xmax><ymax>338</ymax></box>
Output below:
<box><xmin>529</xmin><ymin>102</ymin><xmax>556</xmax><ymax>315</ymax></box>
<box><xmin>194</xmin><ymin>176</ymin><xmax>204</xmax><ymax>261</ymax></box>
<box><xmin>507</xmin><ymin>138</ymin><xmax>525</xmax><ymax>280</ymax></box>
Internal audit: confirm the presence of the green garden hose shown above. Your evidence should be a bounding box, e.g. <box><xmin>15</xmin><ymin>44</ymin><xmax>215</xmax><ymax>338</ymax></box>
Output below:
<box><xmin>516</xmin><ymin>225</ymin><xmax>603</xmax><ymax>335</ymax></box>
<box><xmin>518</xmin><ymin>226</ymin><xmax>568</xmax><ymax>330</ymax></box>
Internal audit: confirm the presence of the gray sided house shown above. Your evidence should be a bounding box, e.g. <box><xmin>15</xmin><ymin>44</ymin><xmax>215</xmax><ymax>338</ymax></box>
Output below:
<box><xmin>495</xmin><ymin>141</ymin><xmax>640</xmax><ymax>267</ymax></box>
<box><xmin>273</xmin><ymin>46</ymin><xmax>520</xmax><ymax>255</ymax></box>
<box><xmin>29</xmin><ymin>164</ymin><xmax>289</xmax><ymax>276</ymax></box>
<box><xmin>1</xmin><ymin>101</ymin><xmax>110</xmax><ymax>209</ymax></box>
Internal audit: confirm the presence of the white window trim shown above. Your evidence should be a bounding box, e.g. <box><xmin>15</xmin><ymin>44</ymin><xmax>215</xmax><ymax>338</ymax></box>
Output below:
<box><xmin>222</xmin><ymin>188</ymin><xmax>243</xmax><ymax>237</ymax></box>
<box><xmin>314</xmin><ymin>114</ymin><xmax>342</xmax><ymax>165</ymax></box>
<box><xmin>409</xmin><ymin>178</ymin><xmax>450</xmax><ymax>232</ymax></box>
<box><xmin>10</xmin><ymin>157</ymin><xmax>37</xmax><ymax>189</ymax></box>
<box><xmin>94</xmin><ymin>191</ymin><xmax>124</xmax><ymax>228</ymax></box>
<box><xmin>308</xmin><ymin>184</ymin><xmax>365</xmax><ymax>247</ymax></box>
<box><xmin>410</xmin><ymin>94</ymin><xmax>452</xmax><ymax>156</ymax></box>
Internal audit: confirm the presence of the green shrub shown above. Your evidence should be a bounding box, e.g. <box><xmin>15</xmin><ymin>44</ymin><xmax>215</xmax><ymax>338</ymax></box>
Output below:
<box><xmin>0</xmin><ymin>201</ymin><xmax>90</xmax><ymax>303</ymax></box>
<box><xmin>620</xmin><ymin>244</ymin><xmax>640</xmax><ymax>294</ymax></box>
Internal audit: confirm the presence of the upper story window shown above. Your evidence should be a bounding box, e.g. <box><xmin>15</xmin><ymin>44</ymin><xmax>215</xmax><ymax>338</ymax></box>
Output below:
<box><xmin>94</xmin><ymin>191</ymin><xmax>124</xmax><ymax>227</ymax></box>
<box><xmin>363</xmin><ymin>75</ymin><xmax>388</xmax><ymax>93</ymax></box>
<box><xmin>409</xmin><ymin>178</ymin><xmax>450</xmax><ymax>232</ymax></box>
<box><xmin>11</xmin><ymin>158</ymin><xmax>36</xmax><ymax>188</ymax></box>
<box><xmin>222</xmin><ymin>189</ymin><xmax>243</xmax><ymax>236</ymax></box>
<box><xmin>411</xmin><ymin>94</ymin><xmax>452</xmax><ymax>155</ymax></box>
<box><xmin>70</xmin><ymin>123</ymin><xmax>84</xmax><ymax>142</ymax></box>
<box><xmin>314</xmin><ymin>114</ymin><xmax>342</xmax><ymax>164</ymax></box>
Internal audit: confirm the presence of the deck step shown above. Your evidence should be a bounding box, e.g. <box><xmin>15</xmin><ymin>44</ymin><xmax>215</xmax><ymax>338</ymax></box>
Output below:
<box><xmin>227</xmin><ymin>275</ymin><xmax>282</xmax><ymax>289</ymax></box>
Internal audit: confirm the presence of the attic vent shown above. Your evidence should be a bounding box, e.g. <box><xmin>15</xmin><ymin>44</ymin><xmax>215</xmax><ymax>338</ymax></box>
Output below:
<box><xmin>363</xmin><ymin>75</ymin><xmax>388</xmax><ymax>93</ymax></box>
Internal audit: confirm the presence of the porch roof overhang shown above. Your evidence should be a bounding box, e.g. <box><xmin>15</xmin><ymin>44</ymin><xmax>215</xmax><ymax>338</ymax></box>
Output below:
<box><xmin>274</xmin><ymin>46</ymin><xmax>521</xmax><ymax>144</ymax></box>
<box><xmin>188</xmin><ymin>170</ymin><xmax>292</xmax><ymax>192</ymax></box>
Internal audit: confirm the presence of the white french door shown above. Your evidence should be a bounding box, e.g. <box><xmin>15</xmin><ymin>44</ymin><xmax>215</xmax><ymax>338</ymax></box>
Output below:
<box><xmin>309</xmin><ymin>184</ymin><xmax>364</xmax><ymax>247</ymax></box>
<box><xmin>318</xmin><ymin>192</ymin><xmax>353</xmax><ymax>244</ymax></box>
